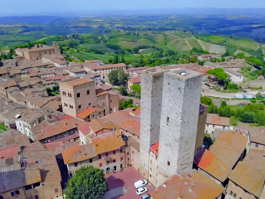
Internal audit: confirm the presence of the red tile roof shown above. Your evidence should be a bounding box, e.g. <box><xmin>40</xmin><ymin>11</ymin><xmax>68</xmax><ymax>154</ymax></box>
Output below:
<box><xmin>151</xmin><ymin>170</ymin><xmax>224</xmax><ymax>199</ymax></box>
<box><xmin>78</xmin><ymin>123</ymin><xmax>90</xmax><ymax>135</ymax></box>
<box><xmin>76</xmin><ymin>107</ymin><xmax>103</xmax><ymax>119</ymax></box>
<box><xmin>0</xmin><ymin>145</ymin><xmax>18</xmax><ymax>160</ymax></box>
<box><xmin>201</xmin><ymin>54</ymin><xmax>212</xmax><ymax>58</ymax></box>
<box><xmin>128</xmin><ymin>76</ymin><xmax>141</xmax><ymax>84</ymax></box>
<box><xmin>61</xmin><ymin>78</ymin><xmax>91</xmax><ymax>87</ymax></box>
<box><xmin>150</xmin><ymin>142</ymin><xmax>159</xmax><ymax>157</ymax></box>
<box><xmin>46</xmin><ymin>75</ymin><xmax>64</xmax><ymax>81</ymax></box>
<box><xmin>206</xmin><ymin>114</ymin><xmax>230</xmax><ymax>126</ymax></box>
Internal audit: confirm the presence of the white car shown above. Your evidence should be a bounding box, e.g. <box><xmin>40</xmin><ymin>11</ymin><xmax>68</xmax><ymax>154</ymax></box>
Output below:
<box><xmin>136</xmin><ymin>187</ymin><xmax>148</xmax><ymax>195</ymax></box>
<box><xmin>134</xmin><ymin>180</ymin><xmax>148</xmax><ymax>188</ymax></box>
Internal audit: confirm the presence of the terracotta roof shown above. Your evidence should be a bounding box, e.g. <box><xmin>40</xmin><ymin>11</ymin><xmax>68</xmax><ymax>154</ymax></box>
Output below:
<box><xmin>196</xmin><ymin>69</ymin><xmax>209</xmax><ymax>75</ymax></box>
<box><xmin>76</xmin><ymin>107</ymin><xmax>103</xmax><ymax>119</ymax></box>
<box><xmin>34</xmin><ymin>118</ymin><xmax>84</xmax><ymax>141</ymax></box>
<box><xmin>229</xmin><ymin>150</ymin><xmax>265</xmax><ymax>198</ymax></box>
<box><xmin>201</xmin><ymin>54</ymin><xmax>212</xmax><ymax>58</ymax></box>
<box><xmin>236</xmin><ymin>124</ymin><xmax>265</xmax><ymax>145</ymax></box>
<box><xmin>151</xmin><ymin>170</ymin><xmax>224</xmax><ymax>199</ymax></box>
<box><xmin>89</xmin><ymin>119</ymin><xmax>121</xmax><ymax>136</ymax></box>
<box><xmin>91</xmin><ymin>132</ymin><xmax>125</xmax><ymax>155</ymax></box>
<box><xmin>62</xmin><ymin>142</ymin><xmax>97</xmax><ymax>164</ymax></box>
<box><xmin>61</xmin><ymin>78</ymin><xmax>91</xmax><ymax>87</ymax></box>
<box><xmin>0</xmin><ymin>79</ymin><xmax>18</xmax><ymax>89</ymax></box>
<box><xmin>103</xmin><ymin>109</ymin><xmax>140</xmax><ymax>136</ymax></box>
<box><xmin>128</xmin><ymin>76</ymin><xmax>141</xmax><ymax>84</ymax></box>
<box><xmin>46</xmin><ymin>75</ymin><xmax>64</xmax><ymax>81</ymax></box>
<box><xmin>97</xmin><ymin>91</ymin><xmax>107</xmax><ymax>97</ymax></box>
<box><xmin>0</xmin><ymin>145</ymin><xmax>18</xmax><ymax>160</ymax></box>
<box><xmin>0</xmin><ymin>168</ymin><xmax>41</xmax><ymax>193</ymax></box>
<box><xmin>66</xmin><ymin>65</ymin><xmax>86</xmax><ymax>73</ymax></box>
<box><xmin>83</xmin><ymin>62</ymin><xmax>126</xmax><ymax>70</ymax></box>
<box><xmin>194</xmin><ymin>131</ymin><xmax>248</xmax><ymax>182</ymax></box>
<box><xmin>15</xmin><ymin>48</ymin><xmax>27</xmax><ymax>53</ymax></box>
<box><xmin>0</xmin><ymin>130</ymin><xmax>30</xmax><ymax>150</ymax></box>
<box><xmin>78</xmin><ymin>123</ymin><xmax>90</xmax><ymax>135</ymax></box>
<box><xmin>23</xmin><ymin>143</ymin><xmax>62</xmax><ymax>183</ymax></box>
<box><xmin>150</xmin><ymin>142</ymin><xmax>159</xmax><ymax>157</ymax></box>
<box><xmin>206</xmin><ymin>114</ymin><xmax>230</xmax><ymax>126</ymax></box>
<box><xmin>0</xmin><ymin>69</ymin><xmax>8</xmax><ymax>75</ymax></box>
<box><xmin>96</xmin><ymin>84</ymin><xmax>113</xmax><ymax>91</ymax></box>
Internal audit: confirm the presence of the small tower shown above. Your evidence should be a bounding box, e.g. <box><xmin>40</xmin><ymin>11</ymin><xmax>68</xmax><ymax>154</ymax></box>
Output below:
<box><xmin>139</xmin><ymin>68</ymin><xmax>165</xmax><ymax>179</ymax></box>
<box><xmin>53</xmin><ymin>41</ymin><xmax>61</xmax><ymax>55</ymax></box>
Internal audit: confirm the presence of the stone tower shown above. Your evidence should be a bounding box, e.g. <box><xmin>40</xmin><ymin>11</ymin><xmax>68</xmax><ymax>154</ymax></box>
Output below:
<box><xmin>156</xmin><ymin>69</ymin><xmax>203</xmax><ymax>186</ymax></box>
<box><xmin>139</xmin><ymin>68</ymin><xmax>165</xmax><ymax>178</ymax></box>
<box><xmin>53</xmin><ymin>41</ymin><xmax>61</xmax><ymax>55</ymax></box>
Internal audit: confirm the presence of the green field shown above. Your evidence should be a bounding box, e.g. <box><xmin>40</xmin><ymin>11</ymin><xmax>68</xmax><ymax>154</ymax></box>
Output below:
<box><xmin>226</xmin><ymin>39</ymin><xmax>259</xmax><ymax>51</ymax></box>
<box><xmin>195</xmin><ymin>34</ymin><xmax>227</xmax><ymax>44</ymax></box>
<box><xmin>169</xmin><ymin>31</ymin><xmax>193</xmax><ymax>38</ymax></box>
<box><xmin>186</xmin><ymin>38</ymin><xmax>203</xmax><ymax>50</ymax></box>
<box><xmin>168</xmin><ymin>39</ymin><xmax>191</xmax><ymax>52</ymax></box>
<box><xmin>235</xmin><ymin>49</ymin><xmax>252</xmax><ymax>57</ymax></box>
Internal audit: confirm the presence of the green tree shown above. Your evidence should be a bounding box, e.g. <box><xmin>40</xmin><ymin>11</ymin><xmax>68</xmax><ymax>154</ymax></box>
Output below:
<box><xmin>119</xmin><ymin>86</ymin><xmax>128</xmax><ymax>96</ymax></box>
<box><xmin>119</xmin><ymin>99</ymin><xmax>134</xmax><ymax>110</ymax></box>
<box><xmin>200</xmin><ymin>96</ymin><xmax>213</xmax><ymax>106</ymax></box>
<box><xmin>241</xmin><ymin>112</ymin><xmax>255</xmax><ymax>123</ymax></box>
<box><xmin>113</xmin><ymin>55</ymin><xmax>119</xmax><ymax>64</ymax></box>
<box><xmin>131</xmin><ymin>84</ymin><xmax>141</xmax><ymax>95</ymax></box>
<box><xmin>65</xmin><ymin>166</ymin><xmax>107</xmax><ymax>199</ymax></box>
<box><xmin>121</xmin><ymin>55</ymin><xmax>125</xmax><ymax>63</ymax></box>
<box><xmin>108</xmin><ymin>68</ymin><xmax>129</xmax><ymax>86</ymax></box>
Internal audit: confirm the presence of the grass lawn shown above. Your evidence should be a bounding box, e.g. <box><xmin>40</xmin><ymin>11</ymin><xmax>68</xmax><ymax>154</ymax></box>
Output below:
<box><xmin>249</xmin><ymin>123</ymin><xmax>260</xmax><ymax>127</ymax></box>
<box><xmin>229</xmin><ymin>105</ymin><xmax>244</xmax><ymax>112</ymax></box>
<box><xmin>195</xmin><ymin>34</ymin><xmax>227</xmax><ymax>44</ymax></box>
<box><xmin>235</xmin><ymin>49</ymin><xmax>252</xmax><ymax>57</ymax></box>
<box><xmin>230</xmin><ymin>116</ymin><xmax>238</xmax><ymax>126</ymax></box>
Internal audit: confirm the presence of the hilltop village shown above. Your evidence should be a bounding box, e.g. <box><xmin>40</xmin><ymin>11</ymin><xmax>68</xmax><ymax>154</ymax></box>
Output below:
<box><xmin>0</xmin><ymin>42</ymin><xmax>264</xmax><ymax>199</ymax></box>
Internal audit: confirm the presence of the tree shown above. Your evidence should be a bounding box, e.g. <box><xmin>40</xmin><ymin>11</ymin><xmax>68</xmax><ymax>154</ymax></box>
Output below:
<box><xmin>119</xmin><ymin>86</ymin><xmax>128</xmax><ymax>96</ymax></box>
<box><xmin>131</xmin><ymin>84</ymin><xmax>141</xmax><ymax>95</ymax></box>
<box><xmin>121</xmin><ymin>55</ymin><xmax>125</xmax><ymax>63</ymax></box>
<box><xmin>65</xmin><ymin>166</ymin><xmax>107</xmax><ymax>199</ymax></box>
<box><xmin>241</xmin><ymin>112</ymin><xmax>255</xmax><ymax>123</ymax></box>
<box><xmin>201</xmin><ymin>96</ymin><xmax>213</xmax><ymax>106</ymax></box>
<box><xmin>108</xmin><ymin>68</ymin><xmax>129</xmax><ymax>86</ymax></box>
<box><xmin>119</xmin><ymin>99</ymin><xmax>134</xmax><ymax>110</ymax></box>
<box><xmin>113</xmin><ymin>55</ymin><xmax>119</xmax><ymax>64</ymax></box>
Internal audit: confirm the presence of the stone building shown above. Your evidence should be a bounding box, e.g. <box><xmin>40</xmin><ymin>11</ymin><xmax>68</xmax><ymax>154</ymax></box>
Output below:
<box><xmin>59</xmin><ymin>78</ymin><xmax>119</xmax><ymax>118</ymax></box>
<box><xmin>139</xmin><ymin>68</ymin><xmax>204</xmax><ymax>187</ymax></box>
<box><xmin>15</xmin><ymin>42</ymin><xmax>61</xmax><ymax>61</ymax></box>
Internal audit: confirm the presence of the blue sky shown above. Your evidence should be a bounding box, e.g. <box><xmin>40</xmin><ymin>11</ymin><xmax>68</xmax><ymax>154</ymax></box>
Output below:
<box><xmin>2</xmin><ymin>0</ymin><xmax>265</xmax><ymax>16</ymax></box>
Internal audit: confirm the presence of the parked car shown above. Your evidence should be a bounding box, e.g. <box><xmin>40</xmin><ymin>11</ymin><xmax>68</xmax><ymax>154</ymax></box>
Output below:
<box><xmin>134</xmin><ymin>180</ymin><xmax>148</xmax><ymax>189</ymax></box>
<box><xmin>136</xmin><ymin>187</ymin><xmax>148</xmax><ymax>195</ymax></box>
<box><xmin>141</xmin><ymin>194</ymin><xmax>151</xmax><ymax>199</ymax></box>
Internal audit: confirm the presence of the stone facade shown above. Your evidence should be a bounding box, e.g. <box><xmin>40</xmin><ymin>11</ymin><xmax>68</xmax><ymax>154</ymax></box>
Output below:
<box><xmin>195</xmin><ymin>104</ymin><xmax>208</xmax><ymax>153</ymax></box>
<box><xmin>140</xmin><ymin>69</ymin><xmax>165</xmax><ymax>179</ymax></box>
<box><xmin>225</xmin><ymin>181</ymin><xmax>257</xmax><ymax>199</ymax></box>
<box><xmin>157</xmin><ymin>69</ymin><xmax>203</xmax><ymax>186</ymax></box>
<box><xmin>139</xmin><ymin>68</ymin><xmax>204</xmax><ymax>187</ymax></box>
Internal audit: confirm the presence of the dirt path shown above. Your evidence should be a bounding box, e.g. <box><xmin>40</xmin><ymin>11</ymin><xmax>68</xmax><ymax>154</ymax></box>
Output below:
<box><xmin>185</xmin><ymin>39</ymin><xmax>192</xmax><ymax>50</ymax></box>
<box><xmin>195</xmin><ymin>37</ymin><xmax>206</xmax><ymax>51</ymax></box>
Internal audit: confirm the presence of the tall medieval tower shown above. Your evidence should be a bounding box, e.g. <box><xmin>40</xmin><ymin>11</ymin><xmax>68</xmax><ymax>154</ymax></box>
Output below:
<box><xmin>140</xmin><ymin>68</ymin><xmax>203</xmax><ymax>186</ymax></box>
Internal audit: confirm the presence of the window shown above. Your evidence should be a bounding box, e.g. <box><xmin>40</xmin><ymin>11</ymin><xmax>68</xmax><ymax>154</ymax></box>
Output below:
<box><xmin>64</xmin><ymin>103</ymin><xmax>68</xmax><ymax>107</ymax></box>
<box><xmin>167</xmin><ymin>117</ymin><xmax>169</xmax><ymax>123</ymax></box>
<box><xmin>223</xmin><ymin>126</ymin><xmax>225</xmax><ymax>129</ymax></box>
<box><xmin>120</xmin><ymin>164</ymin><xmax>123</xmax><ymax>169</ymax></box>
<box><xmin>35</xmin><ymin>195</ymin><xmax>39</xmax><ymax>199</ymax></box>
<box><xmin>88</xmin><ymin>103</ymin><xmax>91</xmax><ymax>106</ymax></box>
<box><xmin>113</xmin><ymin>159</ymin><xmax>116</xmax><ymax>163</ymax></box>
<box><xmin>128</xmin><ymin>158</ymin><xmax>129</xmax><ymax>161</ymax></box>
<box><xmin>99</xmin><ymin>155</ymin><xmax>101</xmax><ymax>159</ymax></box>
<box><xmin>150</xmin><ymin>160</ymin><xmax>152</xmax><ymax>164</ymax></box>
<box><xmin>77</xmin><ymin>93</ymin><xmax>80</xmax><ymax>98</ymax></box>
<box><xmin>120</xmin><ymin>149</ymin><xmax>122</xmax><ymax>153</ymax></box>
<box><xmin>113</xmin><ymin>151</ymin><xmax>116</xmax><ymax>155</ymax></box>
<box><xmin>256</xmin><ymin>143</ymin><xmax>259</xmax><ymax>147</ymax></box>
<box><xmin>150</xmin><ymin>167</ymin><xmax>152</xmax><ymax>171</ymax></box>
<box><xmin>25</xmin><ymin>185</ymin><xmax>32</xmax><ymax>190</ymax></box>
<box><xmin>106</xmin><ymin>152</ymin><xmax>109</xmax><ymax>156</ymax></box>
<box><xmin>99</xmin><ymin>163</ymin><xmax>102</xmax><ymax>167</ymax></box>
<box><xmin>0</xmin><ymin>196</ymin><xmax>3</xmax><ymax>199</ymax></box>
<box><xmin>168</xmin><ymin>161</ymin><xmax>170</xmax><ymax>166</ymax></box>
<box><xmin>54</xmin><ymin>188</ymin><xmax>58</xmax><ymax>193</ymax></box>
<box><xmin>150</xmin><ymin>174</ymin><xmax>152</xmax><ymax>178</ymax></box>
<box><xmin>74</xmin><ymin>163</ymin><xmax>78</xmax><ymax>167</ymax></box>
<box><xmin>106</xmin><ymin>167</ymin><xmax>110</xmax><ymax>173</ymax></box>
<box><xmin>63</xmin><ymin>91</ymin><xmax>66</xmax><ymax>96</ymax></box>
<box><xmin>230</xmin><ymin>191</ymin><xmax>233</xmax><ymax>196</ymax></box>
<box><xmin>213</xmin><ymin>124</ymin><xmax>215</xmax><ymax>128</ymax></box>
<box><xmin>11</xmin><ymin>190</ymin><xmax>20</xmax><ymax>196</ymax></box>
<box><xmin>78</xmin><ymin>105</ymin><xmax>82</xmax><ymax>109</ymax></box>
<box><xmin>127</xmin><ymin>152</ymin><xmax>129</xmax><ymax>155</ymax></box>
<box><xmin>87</xmin><ymin>90</ymin><xmax>90</xmax><ymax>95</ymax></box>
<box><xmin>89</xmin><ymin>159</ymin><xmax>92</xmax><ymax>163</ymax></box>
<box><xmin>33</xmin><ymin>182</ymin><xmax>40</xmax><ymax>188</ymax></box>
<box><xmin>121</xmin><ymin>157</ymin><xmax>123</xmax><ymax>161</ymax></box>
<box><xmin>70</xmin><ymin>105</ymin><xmax>73</xmax><ymax>109</ymax></box>
<box><xmin>68</xmin><ymin>93</ymin><xmax>72</xmax><ymax>97</ymax></box>
<box><xmin>132</xmin><ymin>151</ymin><xmax>134</xmax><ymax>154</ymax></box>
